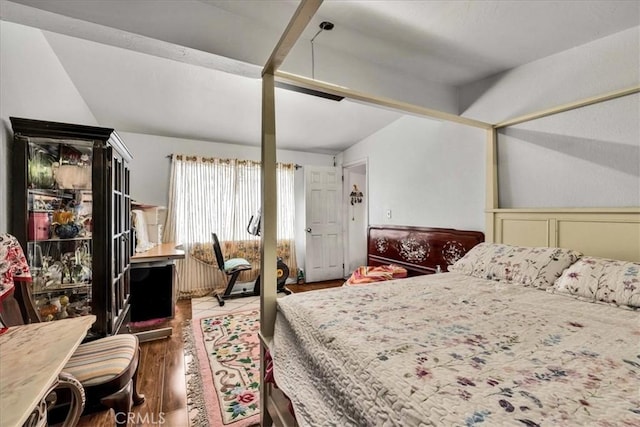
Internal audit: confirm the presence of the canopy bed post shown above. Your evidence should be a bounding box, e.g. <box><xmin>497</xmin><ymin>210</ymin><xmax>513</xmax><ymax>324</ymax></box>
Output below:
<box><xmin>485</xmin><ymin>127</ymin><xmax>498</xmax><ymax>243</ymax></box>
<box><xmin>260</xmin><ymin>71</ymin><xmax>277</xmax><ymax>427</ymax></box>
<box><xmin>260</xmin><ymin>1</ymin><xmax>323</xmax><ymax>424</ymax></box>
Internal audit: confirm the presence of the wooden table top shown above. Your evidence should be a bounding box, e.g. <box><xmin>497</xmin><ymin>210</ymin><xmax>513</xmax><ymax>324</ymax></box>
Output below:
<box><xmin>131</xmin><ymin>243</ymin><xmax>185</xmax><ymax>263</ymax></box>
<box><xmin>0</xmin><ymin>315</ymin><xmax>96</xmax><ymax>427</ymax></box>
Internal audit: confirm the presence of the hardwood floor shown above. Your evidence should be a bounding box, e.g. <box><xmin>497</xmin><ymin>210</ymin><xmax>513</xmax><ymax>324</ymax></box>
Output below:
<box><xmin>75</xmin><ymin>279</ymin><xmax>343</xmax><ymax>426</ymax></box>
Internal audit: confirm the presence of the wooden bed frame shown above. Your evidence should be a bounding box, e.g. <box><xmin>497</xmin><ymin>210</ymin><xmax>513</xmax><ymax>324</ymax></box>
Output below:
<box><xmin>367</xmin><ymin>225</ymin><xmax>484</xmax><ymax>275</ymax></box>
<box><xmin>257</xmin><ymin>3</ymin><xmax>640</xmax><ymax>426</ymax></box>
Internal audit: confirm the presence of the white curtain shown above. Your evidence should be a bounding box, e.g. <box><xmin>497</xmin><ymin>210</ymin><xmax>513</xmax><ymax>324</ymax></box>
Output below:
<box><xmin>164</xmin><ymin>155</ymin><xmax>297</xmax><ymax>298</ymax></box>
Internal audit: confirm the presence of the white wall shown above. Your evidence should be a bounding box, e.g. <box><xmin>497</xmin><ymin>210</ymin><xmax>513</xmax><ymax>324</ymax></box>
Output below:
<box><xmin>459</xmin><ymin>26</ymin><xmax>640</xmax><ymax>208</ymax></box>
<box><xmin>339</xmin><ymin>115</ymin><xmax>486</xmax><ymax>232</ymax></box>
<box><xmin>122</xmin><ymin>131</ymin><xmax>334</xmax><ymax>208</ymax></box>
<box><xmin>0</xmin><ymin>21</ymin><xmax>98</xmax><ymax>233</ymax></box>
<box><xmin>498</xmin><ymin>93</ymin><xmax>639</xmax><ymax>208</ymax></box>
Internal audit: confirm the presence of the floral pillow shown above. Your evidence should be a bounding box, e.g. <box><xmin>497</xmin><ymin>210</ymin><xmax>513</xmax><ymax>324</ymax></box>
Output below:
<box><xmin>550</xmin><ymin>257</ymin><xmax>640</xmax><ymax>308</ymax></box>
<box><xmin>449</xmin><ymin>242</ymin><xmax>582</xmax><ymax>289</ymax></box>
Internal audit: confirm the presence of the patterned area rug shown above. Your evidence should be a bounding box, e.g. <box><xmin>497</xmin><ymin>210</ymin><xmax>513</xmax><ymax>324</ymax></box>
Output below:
<box><xmin>184</xmin><ymin>310</ymin><xmax>261</xmax><ymax>427</ymax></box>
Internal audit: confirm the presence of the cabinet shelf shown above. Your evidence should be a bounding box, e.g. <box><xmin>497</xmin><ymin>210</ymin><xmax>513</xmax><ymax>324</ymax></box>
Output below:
<box><xmin>28</xmin><ymin>235</ymin><xmax>92</xmax><ymax>243</ymax></box>
<box><xmin>32</xmin><ymin>282</ymin><xmax>91</xmax><ymax>295</ymax></box>
<box><xmin>28</xmin><ymin>189</ymin><xmax>76</xmax><ymax>197</ymax></box>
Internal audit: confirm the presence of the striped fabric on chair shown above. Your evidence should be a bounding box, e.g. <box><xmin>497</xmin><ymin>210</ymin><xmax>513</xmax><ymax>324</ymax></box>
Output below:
<box><xmin>63</xmin><ymin>334</ymin><xmax>138</xmax><ymax>386</ymax></box>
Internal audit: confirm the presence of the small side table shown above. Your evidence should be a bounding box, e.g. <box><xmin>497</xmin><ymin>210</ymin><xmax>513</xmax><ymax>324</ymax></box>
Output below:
<box><xmin>129</xmin><ymin>243</ymin><xmax>185</xmax><ymax>342</ymax></box>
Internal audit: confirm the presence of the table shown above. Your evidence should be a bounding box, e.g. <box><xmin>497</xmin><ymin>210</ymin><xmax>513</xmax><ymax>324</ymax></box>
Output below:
<box><xmin>0</xmin><ymin>315</ymin><xmax>96</xmax><ymax>427</ymax></box>
<box><xmin>131</xmin><ymin>242</ymin><xmax>185</xmax><ymax>264</ymax></box>
<box><xmin>130</xmin><ymin>243</ymin><xmax>184</xmax><ymax>342</ymax></box>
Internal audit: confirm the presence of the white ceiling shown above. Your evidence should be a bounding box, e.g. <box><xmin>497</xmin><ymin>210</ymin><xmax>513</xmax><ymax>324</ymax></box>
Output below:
<box><xmin>2</xmin><ymin>0</ymin><xmax>639</xmax><ymax>154</ymax></box>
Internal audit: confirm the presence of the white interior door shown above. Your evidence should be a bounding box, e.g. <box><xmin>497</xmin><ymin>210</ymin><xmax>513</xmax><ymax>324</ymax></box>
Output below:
<box><xmin>304</xmin><ymin>166</ymin><xmax>343</xmax><ymax>282</ymax></box>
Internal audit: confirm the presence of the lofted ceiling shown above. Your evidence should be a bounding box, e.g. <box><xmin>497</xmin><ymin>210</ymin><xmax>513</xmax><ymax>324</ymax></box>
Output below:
<box><xmin>1</xmin><ymin>0</ymin><xmax>638</xmax><ymax>154</ymax></box>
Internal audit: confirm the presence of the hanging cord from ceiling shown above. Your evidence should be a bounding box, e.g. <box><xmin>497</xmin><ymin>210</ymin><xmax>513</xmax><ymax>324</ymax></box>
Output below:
<box><xmin>310</xmin><ymin>21</ymin><xmax>334</xmax><ymax>80</ymax></box>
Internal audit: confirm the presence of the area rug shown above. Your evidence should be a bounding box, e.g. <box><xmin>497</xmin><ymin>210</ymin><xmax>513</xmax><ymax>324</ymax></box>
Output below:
<box><xmin>184</xmin><ymin>309</ymin><xmax>261</xmax><ymax>427</ymax></box>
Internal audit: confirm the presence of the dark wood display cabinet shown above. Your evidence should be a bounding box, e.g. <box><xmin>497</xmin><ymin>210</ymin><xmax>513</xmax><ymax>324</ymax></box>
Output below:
<box><xmin>10</xmin><ymin>117</ymin><xmax>133</xmax><ymax>338</ymax></box>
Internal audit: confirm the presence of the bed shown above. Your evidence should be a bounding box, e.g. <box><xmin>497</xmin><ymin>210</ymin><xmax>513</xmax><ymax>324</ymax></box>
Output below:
<box><xmin>271</xmin><ymin>242</ymin><xmax>640</xmax><ymax>426</ymax></box>
<box><xmin>256</xmin><ymin>6</ymin><xmax>640</xmax><ymax>426</ymax></box>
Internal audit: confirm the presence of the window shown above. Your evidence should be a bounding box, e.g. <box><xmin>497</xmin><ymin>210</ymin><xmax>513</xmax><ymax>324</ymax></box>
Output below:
<box><xmin>165</xmin><ymin>155</ymin><xmax>297</xmax><ymax>297</ymax></box>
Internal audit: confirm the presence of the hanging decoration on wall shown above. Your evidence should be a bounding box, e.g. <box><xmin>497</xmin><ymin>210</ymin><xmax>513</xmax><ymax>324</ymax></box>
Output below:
<box><xmin>350</xmin><ymin>184</ymin><xmax>364</xmax><ymax>205</ymax></box>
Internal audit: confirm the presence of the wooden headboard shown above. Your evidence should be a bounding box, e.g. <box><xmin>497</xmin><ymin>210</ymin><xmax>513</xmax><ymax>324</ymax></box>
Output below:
<box><xmin>367</xmin><ymin>225</ymin><xmax>485</xmax><ymax>275</ymax></box>
<box><xmin>489</xmin><ymin>209</ymin><xmax>640</xmax><ymax>262</ymax></box>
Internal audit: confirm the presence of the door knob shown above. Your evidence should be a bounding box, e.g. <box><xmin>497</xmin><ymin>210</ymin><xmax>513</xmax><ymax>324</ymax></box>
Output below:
<box><xmin>306</xmin><ymin>228</ymin><xmax>312</xmax><ymax>233</ymax></box>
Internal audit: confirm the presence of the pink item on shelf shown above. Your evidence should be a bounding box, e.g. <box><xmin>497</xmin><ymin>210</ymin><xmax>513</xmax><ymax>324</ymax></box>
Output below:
<box><xmin>28</xmin><ymin>211</ymin><xmax>50</xmax><ymax>240</ymax></box>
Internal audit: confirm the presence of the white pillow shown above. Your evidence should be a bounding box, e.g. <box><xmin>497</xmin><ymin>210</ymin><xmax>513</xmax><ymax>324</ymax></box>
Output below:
<box><xmin>449</xmin><ymin>242</ymin><xmax>582</xmax><ymax>289</ymax></box>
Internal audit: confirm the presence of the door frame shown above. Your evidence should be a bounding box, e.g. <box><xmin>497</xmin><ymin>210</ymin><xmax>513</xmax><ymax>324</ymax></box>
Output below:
<box><xmin>342</xmin><ymin>158</ymin><xmax>369</xmax><ymax>276</ymax></box>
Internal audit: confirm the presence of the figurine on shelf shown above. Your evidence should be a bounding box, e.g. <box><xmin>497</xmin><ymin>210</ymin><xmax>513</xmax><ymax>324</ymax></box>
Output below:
<box><xmin>54</xmin><ymin>223</ymin><xmax>80</xmax><ymax>239</ymax></box>
<box><xmin>71</xmin><ymin>244</ymin><xmax>91</xmax><ymax>283</ymax></box>
<box><xmin>39</xmin><ymin>300</ymin><xmax>59</xmax><ymax>321</ymax></box>
<box><xmin>52</xmin><ymin>209</ymin><xmax>81</xmax><ymax>239</ymax></box>
<box><xmin>46</xmin><ymin>260</ymin><xmax>63</xmax><ymax>287</ymax></box>
<box><xmin>58</xmin><ymin>295</ymin><xmax>69</xmax><ymax>319</ymax></box>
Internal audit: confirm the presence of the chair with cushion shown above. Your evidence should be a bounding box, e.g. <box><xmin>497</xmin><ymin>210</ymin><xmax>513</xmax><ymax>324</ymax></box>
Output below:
<box><xmin>11</xmin><ymin>279</ymin><xmax>145</xmax><ymax>426</ymax></box>
<box><xmin>211</xmin><ymin>232</ymin><xmax>253</xmax><ymax>306</ymax></box>
<box><xmin>0</xmin><ymin>233</ymin><xmax>144</xmax><ymax>427</ymax></box>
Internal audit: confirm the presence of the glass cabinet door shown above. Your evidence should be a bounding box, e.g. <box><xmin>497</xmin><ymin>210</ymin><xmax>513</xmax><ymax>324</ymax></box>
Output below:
<box><xmin>26</xmin><ymin>138</ymin><xmax>94</xmax><ymax>322</ymax></box>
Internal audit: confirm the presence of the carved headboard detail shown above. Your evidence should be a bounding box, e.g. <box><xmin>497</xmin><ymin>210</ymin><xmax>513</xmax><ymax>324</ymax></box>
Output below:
<box><xmin>367</xmin><ymin>225</ymin><xmax>484</xmax><ymax>276</ymax></box>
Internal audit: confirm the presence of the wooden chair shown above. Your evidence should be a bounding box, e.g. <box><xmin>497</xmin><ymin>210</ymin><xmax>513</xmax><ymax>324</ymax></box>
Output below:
<box><xmin>4</xmin><ymin>280</ymin><xmax>145</xmax><ymax>426</ymax></box>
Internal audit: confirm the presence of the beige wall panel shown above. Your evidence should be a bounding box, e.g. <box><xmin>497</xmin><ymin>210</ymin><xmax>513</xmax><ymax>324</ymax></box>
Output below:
<box><xmin>558</xmin><ymin>220</ymin><xmax>640</xmax><ymax>262</ymax></box>
<box><xmin>499</xmin><ymin>219</ymin><xmax>549</xmax><ymax>247</ymax></box>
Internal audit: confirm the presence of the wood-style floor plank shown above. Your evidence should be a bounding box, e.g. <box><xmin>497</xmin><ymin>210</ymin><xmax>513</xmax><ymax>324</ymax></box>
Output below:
<box><xmin>134</xmin><ymin>338</ymin><xmax>167</xmax><ymax>426</ymax></box>
<box><xmin>75</xmin><ymin>281</ymin><xmax>340</xmax><ymax>426</ymax></box>
<box><xmin>159</xmin><ymin>302</ymin><xmax>190</xmax><ymax>427</ymax></box>
<box><xmin>287</xmin><ymin>280</ymin><xmax>344</xmax><ymax>293</ymax></box>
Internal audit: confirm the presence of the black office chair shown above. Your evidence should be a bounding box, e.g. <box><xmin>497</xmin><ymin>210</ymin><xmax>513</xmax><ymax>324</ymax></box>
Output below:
<box><xmin>212</xmin><ymin>233</ymin><xmax>254</xmax><ymax>306</ymax></box>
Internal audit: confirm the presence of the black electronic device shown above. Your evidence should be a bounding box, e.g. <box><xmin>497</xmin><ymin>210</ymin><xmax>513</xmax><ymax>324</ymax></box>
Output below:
<box><xmin>247</xmin><ymin>208</ymin><xmax>261</xmax><ymax>236</ymax></box>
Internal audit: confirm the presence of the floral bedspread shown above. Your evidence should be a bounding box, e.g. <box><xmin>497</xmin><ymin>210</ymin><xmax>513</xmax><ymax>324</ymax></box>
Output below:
<box><xmin>272</xmin><ymin>272</ymin><xmax>640</xmax><ymax>427</ymax></box>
